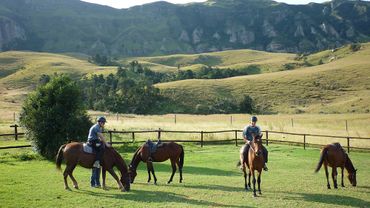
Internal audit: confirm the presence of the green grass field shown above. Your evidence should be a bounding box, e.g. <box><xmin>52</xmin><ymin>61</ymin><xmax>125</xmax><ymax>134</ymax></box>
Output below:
<box><xmin>0</xmin><ymin>144</ymin><xmax>369</xmax><ymax>207</ymax></box>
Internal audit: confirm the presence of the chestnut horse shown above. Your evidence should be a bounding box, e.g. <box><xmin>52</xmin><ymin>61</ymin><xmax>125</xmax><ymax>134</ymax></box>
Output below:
<box><xmin>315</xmin><ymin>143</ymin><xmax>357</xmax><ymax>189</ymax></box>
<box><xmin>240</xmin><ymin>134</ymin><xmax>265</xmax><ymax>197</ymax></box>
<box><xmin>56</xmin><ymin>142</ymin><xmax>130</xmax><ymax>191</ymax></box>
<box><xmin>129</xmin><ymin>142</ymin><xmax>184</xmax><ymax>184</ymax></box>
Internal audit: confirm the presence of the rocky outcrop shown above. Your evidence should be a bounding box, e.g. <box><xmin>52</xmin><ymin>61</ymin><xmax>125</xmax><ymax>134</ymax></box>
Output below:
<box><xmin>0</xmin><ymin>17</ymin><xmax>26</xmax><ymax>50</ymax></box>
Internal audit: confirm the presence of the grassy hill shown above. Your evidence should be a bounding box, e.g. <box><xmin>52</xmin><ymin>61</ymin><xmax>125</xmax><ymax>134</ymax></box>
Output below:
<box><xmin>156</xmin><ymin>43</ymin><xmax>370</xmax><ymax>114</ymax></box>
<box><xmin>0</xmin><ymin>42</ymin><xmax>369</xmax><ymax>115</ymax></box>
<box><xmin>0</xmin><ymin>51</ymin><xmax>116</xmax><ymax>117</ymax></box>
<box><xmin>121</xmin><ymin>49</ymin><xmax>298</xmax><ymax>73</ymax></box>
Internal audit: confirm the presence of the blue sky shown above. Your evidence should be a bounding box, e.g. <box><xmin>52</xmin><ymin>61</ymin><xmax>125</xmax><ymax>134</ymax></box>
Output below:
<box><xmin>81</xmin><ymin>0</ymin><xmax>337</xmax><ymax>9</ymax></box>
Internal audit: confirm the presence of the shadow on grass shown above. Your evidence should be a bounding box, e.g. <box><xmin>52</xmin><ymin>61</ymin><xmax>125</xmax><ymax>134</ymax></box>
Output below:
<box><xmin>170</xmin><ymin>183</ymin><xmax>245</xmax><ymax>193</ymax></box>
<box><xmin>134</xmin><ymin>162</ymin><xmax>239</xmax><ymax>176</ymax></box>
<box><xmin>282</xmin><ymin>192</ymin><xmax>369</xmax><ymax>207</ymax></box>
<box><xmin>75</xmin><ymin>189</ymin><xmax>249</xmax><ymax>208</ymax></box>
<box><xmin>356</xmin><ymin>185</ymin><xmax>370</xmax><ymax>194</ymax></box>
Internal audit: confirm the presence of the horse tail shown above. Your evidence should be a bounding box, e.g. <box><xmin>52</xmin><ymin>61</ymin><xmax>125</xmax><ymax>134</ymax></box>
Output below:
<box><xmin>56</xmin><ymin>144</ymin><xmax>67</xmax><ymax>171</ymax></box>
<box><xmin>315</xmin><ymin>147</ymin><xmax>328</xmax><ymax>173</ymax></box>
<box><xmin>179</xmin><ymin>145</ymin><xmax>184</xmax><ymax>169</ymax></box>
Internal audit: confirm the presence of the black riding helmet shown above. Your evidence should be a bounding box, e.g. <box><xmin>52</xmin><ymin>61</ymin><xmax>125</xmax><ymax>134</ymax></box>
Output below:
<box><xmin>97</xmin><ymin>116</ymin><xmax>107</xmax><ymax>123</ymax></box>
<box><xmin>251</xmin><ymin>116</ymin><xmax>257</xmax><ymax>122</ymax></box>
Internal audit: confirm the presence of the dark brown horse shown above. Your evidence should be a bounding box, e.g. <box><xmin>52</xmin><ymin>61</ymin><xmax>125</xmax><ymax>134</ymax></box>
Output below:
<box><xmin>240</xmin><ymin>134</ymin><xmax>265</xmax><ymax>197</ymax></box>
<box><xmin>315</xmin><ymin>143</ymin><xmax>357</xmax><ymax>189</ymax></box>
<box><xmin>56</xmin><ymin>142</ymin><xmax>130</xmax><ymax>191</ymax></box>
<box><xmin>129</xmin><ymin>142</ymin><xmax>184</xmax><ymax>184</ymax></box>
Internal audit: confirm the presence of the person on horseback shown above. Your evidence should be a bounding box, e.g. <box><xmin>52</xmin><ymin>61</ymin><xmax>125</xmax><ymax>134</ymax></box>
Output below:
<box><xmin>242</xmin><ymin>116</ymin><xmax>269</xmax><ymax>171</ymax></box>
<box><xmin>87</xmin><ymin>116</ymin><xmax>110</xmax><ymax>187</ymax></box>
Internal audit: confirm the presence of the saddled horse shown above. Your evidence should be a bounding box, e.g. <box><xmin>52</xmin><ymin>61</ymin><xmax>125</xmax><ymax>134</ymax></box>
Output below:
<box><xmin>315</xmin><ymin>143</ymin><xmax>357</xmax><ymax>189</ymax></box>
<box><xmin>240</xmin><ymin>134</ymin><xmax>265</xmax><ymax>197</ymax></box>
<box><xmin>56</xmin><ymin>142</ymin><xmax>130</xmax><ymax>191</ymax></box>
<box><xmin>129</xmin><ymin>141</ymin><xmax>184</xmax><ymax>184</ymax></box>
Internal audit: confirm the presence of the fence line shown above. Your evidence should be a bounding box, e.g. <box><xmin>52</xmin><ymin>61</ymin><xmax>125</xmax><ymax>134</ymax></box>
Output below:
<box><xmin>1</xmin><ymin>127</ymin><xmax>370</xmax><ymax>152</ymax></box>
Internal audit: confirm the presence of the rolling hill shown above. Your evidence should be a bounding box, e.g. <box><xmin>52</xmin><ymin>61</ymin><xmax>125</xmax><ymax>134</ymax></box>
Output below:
<box><xmin>156</xmin><ymin>43</ymin><xmax>370</xmax><ymax>114</ymax></box>
<box><xmin>0</xmin><ymin>42</ymin><xmax>369</xmax><ymax>115</ymax></box>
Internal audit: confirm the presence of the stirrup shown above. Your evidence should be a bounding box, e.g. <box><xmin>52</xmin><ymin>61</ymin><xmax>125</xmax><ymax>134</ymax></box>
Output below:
<box><xmin>93</xmin><ymin>160</ymin><xmax>101</xmax><ymax>168</ymax></box>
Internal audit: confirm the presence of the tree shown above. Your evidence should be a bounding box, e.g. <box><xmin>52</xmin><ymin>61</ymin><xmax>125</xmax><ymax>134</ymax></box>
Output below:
<box><xmin>239</xmin><ymin>95</ymin><xmax>254</xmax><ymax>113</ymax></box>
<box><xmin>20</xmin><ymin>75</ymin><xmax>92</xmax><ymax>159</ymax></box>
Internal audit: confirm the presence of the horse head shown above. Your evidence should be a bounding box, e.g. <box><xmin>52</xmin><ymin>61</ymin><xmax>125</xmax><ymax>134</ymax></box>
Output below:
<box><xmin>120</xmin><ymin>174</ymin><xmax>131</xmax><ymax>191</ymax></box>
<box><xmin>128</xmin><ymin>164</ymin><xmax>137</xmax><ymax>184</ymax></box>
<box><xmin>252</xmin><ymin>133</ymin><xmax>263</xmax><ymax>157</ymax></box>
<box><xmin>348</xmin><ymin>169</ymin><xmax>357</xmax><ymax>187</ymax></box>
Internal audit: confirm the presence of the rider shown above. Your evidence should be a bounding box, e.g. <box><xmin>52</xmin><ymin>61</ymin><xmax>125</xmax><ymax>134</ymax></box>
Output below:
<box><xmin>87</xmin><ymin>116</ymin><xmax>110</xmax><ymax>187</ymax></box>
<box><xmin>242</xmin><ymin>116</ymin><xmax>268</xmax><ymax>171</ymax></box>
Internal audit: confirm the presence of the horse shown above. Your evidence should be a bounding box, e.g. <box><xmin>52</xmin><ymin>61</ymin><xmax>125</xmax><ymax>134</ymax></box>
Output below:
<box><xmin>129</xmin><ymin>141</ymin><xmax>184</xmax><ymax>185</ymax></box>
<box><xmin>56</xmin><ymin>142</ymin><xmax>130</xmax><ymax>192</ymax></box>
<box><xmin>240</xmin><ymin>134</ymin><xmax>265</xmax><ymax>197</ymax></box>
<box><xmin>315</xmin><ymin>143</ymin><xmax>357</xmax><ymax>189</ymax></box>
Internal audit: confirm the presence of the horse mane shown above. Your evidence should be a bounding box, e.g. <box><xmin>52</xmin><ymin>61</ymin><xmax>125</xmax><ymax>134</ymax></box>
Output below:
<box><xmin>129</xmin><ymin>146</ymin><xmax>141</xmax><ymax>168</ymax></box>
<box><xmin>345</xmin><ymin>154</ymin><xmax>356</xmax><ymax>173</ymax></box>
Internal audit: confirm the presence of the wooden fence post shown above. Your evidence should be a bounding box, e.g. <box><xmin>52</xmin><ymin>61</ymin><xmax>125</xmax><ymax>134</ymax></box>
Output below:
<box><xmin>234</xmin><ymin>130</ymin><xmax>238</xmax><ymax>146</ymax></box>
<box><xmin>109</xmin><ymin>131</ymin><xmax>113</xmax><ymax>145</ymax></box>
<box><xmin>158</xmin><ymin>128</ymin><xmax>161</xmax><ymax>140</ymax></box>
<box><xmin>201</xmin><ymin>131</ymin><xmax>204</xmax><ymax>147</ymax></box>
<box><xmin>231</xmin><ymin>116</ymin><xmax>233</xmax><ymax>125</ymax></box>
<box><xmin>303</xmin><ymin>134</ymin><xmax>306</xmax><ymax>150</ymax></box>
<box><xmin>265</xmin><ymin>130</ymin><xmax>269</xmax><ymax>146</ymax></box>
<box><xmin>10</xmin><ymin>124</ymin><xmax>18</xmax><ymax>141</ymax></box>
<box><xmin>347</xmin><ymin>137</ymin><xmax>350</xmax><ymax>153</ymax></box>
<box><xmin>132</xmin><ymin>132</ymin><xmax>135</xmax><ymax>142</ymax></box>
<box><xmin>174</xmin><ymin>114</ymin><xmax>177</xmax><ymax>124</ymax></box>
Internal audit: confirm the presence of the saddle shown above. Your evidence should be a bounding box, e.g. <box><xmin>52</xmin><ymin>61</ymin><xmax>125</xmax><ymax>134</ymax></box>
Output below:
<box><xmin>83</xmin><ymin>142</ymin><xmax>101</xmax><ymax>154</ymax></box>
<box><xmin>145</xmin><ymin>140</ymin><xmax>164</xmax><ymax>154</ymax></box>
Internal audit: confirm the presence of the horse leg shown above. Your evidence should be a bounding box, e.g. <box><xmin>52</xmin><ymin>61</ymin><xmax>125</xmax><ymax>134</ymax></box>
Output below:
<box><xmin>147</xmin><ymin>162</ymin><xmax>157</xmax><ymax>185</ymax></box>
<box><xmin>107</xmin><ymin>168</ymin><xmax>124</xmax><ymax>191</ymax></box>
<box><xmin>102</xmin><ymin>167</ymin><xmax>107</xmax><ymax>190</ymax></box>
<box><xmin>67</xmin><ymin>164</ymin><xmax>79</xmax><ymax>189</ymax></box>
<box><xmin>341</xmin><ymin>167</ymin><xmax>345</xmax><ymax>187</ymax></box>
<box><xmin>242</xmin><ymin>163</ymin><xmax>248</xmax><ymax>191</ymax></box>
<box><xmin>248</xmin><ymin>168</ymin><xmax>251</xmax><ymax>189</ymax></box>
<box><xmin>332</xmin><ymin>167</ymin><xmax>338</xmax><ymax>189</ymax></box>
<box><xmin>257</xmin><ymin>171</ymin><xmax>262</xmax><ymax>195</ymax></box>
<box><xmin>167</xmin><ymin>159</ymin><xmax>177</xmax><ymax>184</ymax></box>
<box><xmin>63</xmin><ymin>165</ymin><xmax>72</xmax><ymax>190</ymax></box>
<box><xmin>324</xmin><ymin>164</ymin><xmax>330</xmax><ymax>189</ymax></box>
<box><xmin>176</xmin><ymin>160</ymin><xmax>183</xmax><ymax>183</ymax></box>
<box><xmin>252</xmin><ymin>170</ymin><xmax>257</xmax><ymax>197</ymax></box>
<box><xmin>146</xmin><ymin>163</ymin><xmax>152</xmax><ymax>183</ymax></box>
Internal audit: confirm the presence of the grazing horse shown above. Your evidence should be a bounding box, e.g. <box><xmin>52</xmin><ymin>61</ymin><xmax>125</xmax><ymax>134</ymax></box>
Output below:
<box><xmin>315</xmin><ymin>143</ymin><xmax>357</xmax><ymax>189</ymax></box>
<box><xmin>129</xmin><ymin>142</ymin><xmax>184</xmax><ymax>184</ymax></box>
<box><xmin>240</xmin><ymin>134</ymin><xmax>265</xmax><ymax>197</ymax></box>
<box><xmin>56</xmin><ymin>142</ymin><xmax>130</xmax><ymax>191</ymax></box>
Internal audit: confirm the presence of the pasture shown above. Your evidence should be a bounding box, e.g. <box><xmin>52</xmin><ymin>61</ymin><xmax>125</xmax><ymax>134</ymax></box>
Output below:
<box><xmin>0</xmin><ymin>144</ymin><xmax>369</xmax><ymax>207</ymax></box>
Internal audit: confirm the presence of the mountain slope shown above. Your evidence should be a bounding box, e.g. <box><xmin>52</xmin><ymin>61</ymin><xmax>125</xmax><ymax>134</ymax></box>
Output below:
<box><xmin>0</xmin><ymin>0</ymin><xmax>369</xmax><ymax>56</ymax></box>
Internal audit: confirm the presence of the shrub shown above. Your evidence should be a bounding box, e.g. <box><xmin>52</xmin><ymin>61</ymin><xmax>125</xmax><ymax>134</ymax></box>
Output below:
<box><xmin>20</xmin><ymin>75</ymin><xmax>92</xmax><ymax>159</ymax></box>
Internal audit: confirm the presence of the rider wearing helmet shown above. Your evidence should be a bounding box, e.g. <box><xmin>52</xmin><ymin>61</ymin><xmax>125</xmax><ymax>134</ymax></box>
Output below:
<box><xmin>242</xmin><ymin>116</ymin><xmax>268</xmax><ymax>171</ymax></box>
<box><xmin>87</xmin><ymin>116</ymin><xmax>110</xmax><ymax>187</ymax></box>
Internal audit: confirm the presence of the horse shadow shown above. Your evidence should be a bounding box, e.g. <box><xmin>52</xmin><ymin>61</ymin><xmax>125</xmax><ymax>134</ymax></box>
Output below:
<box><xmin>280</xmin><ymin>191</ymin><xmax>369</xmax><ymax>207</ymax></box>
<box><xmin>170</xmin><ymin>183</ymin><xmax>245</xmax><ymax>193</ymax></box>
<box><xmin>76</xmin><ymin>189</ymin><xmax>248</xmax><ymax>208</ymax></box>
<box><xmin>134</xmin><ymin>162</ymin><xmax>239</xmax><ymax>176</ymax></box>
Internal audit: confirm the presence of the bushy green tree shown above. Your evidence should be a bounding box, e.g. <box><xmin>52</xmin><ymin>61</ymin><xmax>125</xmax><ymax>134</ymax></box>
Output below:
<box><xmin>239</xmin><ymin>95</ymin><xmax>255</xmax><ymax>113</ymax></box>
<box><xmin>20</xmin><ymin>75</ymin><xmax>92</xmax><ymax>159</ymax></box>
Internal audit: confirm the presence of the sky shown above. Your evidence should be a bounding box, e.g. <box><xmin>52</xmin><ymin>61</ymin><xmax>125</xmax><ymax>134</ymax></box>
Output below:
<box><xmin>80</xmin><ymin>0</ymin><xmax>335</xmax><ymax>9</ymax></box>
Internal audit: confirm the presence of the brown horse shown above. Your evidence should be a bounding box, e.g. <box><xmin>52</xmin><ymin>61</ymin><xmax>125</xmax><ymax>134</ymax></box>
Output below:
<box><xmin>129</xmin><ymin>142</ymin><xmax>184</xmax><ymax>184</ymax></box>
<box><xmin>240</xmin><ymin>134</ymin><xmax>265</xmax><ymax>197</ymax></box>
<box><xmin>56</xmin><ymin>142</ymin><xmax>130</xmax><ymax>191</ymax></box>
<box><xmin>315</xmin><ymin>143</ymin><xmax>357</xmax><ymax>189</ymax></box>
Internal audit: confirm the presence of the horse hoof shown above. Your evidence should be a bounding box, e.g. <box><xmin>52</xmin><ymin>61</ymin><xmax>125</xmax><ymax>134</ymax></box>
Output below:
<box><xmin>258</xmin><ymin>192</ymin><xmax>262</xmax><ymax>195</ymax></box>
<box><xmin>74</xmin><ymin>186</ymin><xmax>79</xmax><ymax>190</ymax></box>
<box><xmin>121</xmin><ymin>188</ymin><xmax>126</xmax><ymax>192</ymax></box>
<box><xmin>253</xmin><ymin>194</ymin><xmax>257</xmax><ymax>198</ymax></box>
<box><xmin>167</xmin><ymin>181</ymin><xmax>172</xmax><ymax>184</ymax></box>
<box><xmin>65</xmin><ymin>187</ymin><xmax>71</xmax><ymax>191</ymax></box>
